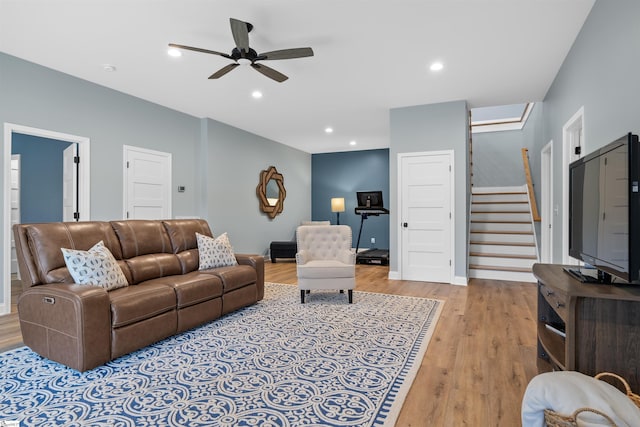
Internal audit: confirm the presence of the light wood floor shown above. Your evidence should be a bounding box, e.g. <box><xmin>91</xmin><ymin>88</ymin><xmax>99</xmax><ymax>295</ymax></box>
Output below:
<box><xmin>1</xmin><ymin>263</ymin><xmax>538</xmax><ymax>426</ymax></box>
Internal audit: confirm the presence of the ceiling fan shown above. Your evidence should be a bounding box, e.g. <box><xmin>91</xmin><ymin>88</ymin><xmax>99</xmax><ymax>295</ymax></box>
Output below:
<box><xmin>169</xmin><ymin>18</ymin><xmax>314</xmax><ymax>83</ymax></box>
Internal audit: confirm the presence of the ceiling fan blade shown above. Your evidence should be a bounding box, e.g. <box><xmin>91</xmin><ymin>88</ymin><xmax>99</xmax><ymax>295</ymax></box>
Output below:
<box><xmin>258</xmin><ymin>47</ymin><xmax>314</xmax><ymax>61</ymax></box>
<box><xmin>168</xmin><ymin>43</ymin><xmax>232</xmax><ymax>60</ymax></box>
<box><xmin>230</xmin><ymin>18</ymin><xmax>250</xmax><ymax>52</ymax></box>
<box><xmin>208</xmin><ymin>63</ymin><xmax>240</xmax><ymax>79</ymax></box>
<box><xmin>251</xmin><ymin>63</ymin><xmax>288</xmax><ymax>82</ymax></box>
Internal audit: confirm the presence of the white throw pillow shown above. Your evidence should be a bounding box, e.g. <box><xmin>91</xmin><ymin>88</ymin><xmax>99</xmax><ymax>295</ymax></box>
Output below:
<box><xmin>61</xmin><ymin>241</ymin><xmax>128</xmax><ymax>291</ymax></box>
<box><xmin>196</xmin><ymin>232</ymin><xmax>238</xmax><ymax>270</ymax></box>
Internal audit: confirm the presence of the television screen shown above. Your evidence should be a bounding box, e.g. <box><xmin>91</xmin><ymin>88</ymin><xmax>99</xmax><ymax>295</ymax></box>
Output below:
<box><xmin>568</xmin><ymin>132</ymin><xmax>640</xmax><ymax>283</ymax></box>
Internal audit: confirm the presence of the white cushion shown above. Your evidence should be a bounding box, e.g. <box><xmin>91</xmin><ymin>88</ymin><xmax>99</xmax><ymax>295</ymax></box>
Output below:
<box><xmin>522</xmin><ymin>371</ymin><xmax>640</xmax><ymax>427</ymax></box>
<box><xmin>197</xmin><ymin>232</ymin><xmax>238</xmax><ymax>270</ymax></box>
<box><xmin>61</xmin><ymin>241</ymin><xmax>128</xmax><ymax>291</ymax></box>
<box><xmin>301</xmin><ymin>220</ymin><xmax>331</xmax><ymax>226</ymax></box>
<box><xmin>297</xmin><ymin>260</ymin><xmax>355</xmax><ymax>278</ymax></box>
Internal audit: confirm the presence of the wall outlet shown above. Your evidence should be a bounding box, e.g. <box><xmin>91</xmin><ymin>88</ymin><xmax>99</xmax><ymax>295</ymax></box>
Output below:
<box><xmin>371</xmin><ymin>237</ymin><xmax>375</xmax><ymax>244</ymax></box>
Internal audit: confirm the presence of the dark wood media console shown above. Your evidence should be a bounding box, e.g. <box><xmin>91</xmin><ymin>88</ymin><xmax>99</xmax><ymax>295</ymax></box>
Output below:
<box><xmin>533</xmin><ymin>263</ymin><xmax>640</xmax><ymax>392</ymax></box>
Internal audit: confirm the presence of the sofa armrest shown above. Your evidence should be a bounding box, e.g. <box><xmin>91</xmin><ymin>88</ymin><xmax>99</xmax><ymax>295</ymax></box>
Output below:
<box><xmin>235</xmin><ymin>254</ymin><xmax>265</xmax><ymax>301</ymax></box>
<box><xmin>296</xmin><ymin>249</ymin><xmax>310</xmax><ymax>265</ymax></box>
<box><xmin>338</xmin><ymin>250</ymin><xmax>356</xmax><ymax>265</ymax></box>
<box><xmin>18</xmin><ymin>284</ymin><xmax>112</xmax><ymax>372</ymax></box>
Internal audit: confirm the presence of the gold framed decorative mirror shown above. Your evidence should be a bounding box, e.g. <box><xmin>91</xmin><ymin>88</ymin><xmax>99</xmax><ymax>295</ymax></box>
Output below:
<box><xmin>256</xmin><ymin>166</ymin><xmax>286</xmax><ymax>219</ymax></box>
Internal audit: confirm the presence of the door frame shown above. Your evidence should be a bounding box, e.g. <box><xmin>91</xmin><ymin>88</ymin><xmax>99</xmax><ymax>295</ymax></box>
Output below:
<box><xmin>541</xmin><ymin>140</ymin><xmax>553</xmax><ymax>263</ymax></box>
<box><xmin>562</xmin><ymin>107</ymin><xmax>584</xmax><ymax>265</ymax></box>
<box><xmin>10</xmin><ymin>154</ymin><xmax>20</xmax><ymax>277</ymax></box>
<box><xmin>2</xmin><ymin>123</ymin><xmax>91</xmax><ymax>316</ymax></box>
<box><xmin>396</xmin><ymin>149</ymin><xmax>455</xmax><ymax>283</ymax></box>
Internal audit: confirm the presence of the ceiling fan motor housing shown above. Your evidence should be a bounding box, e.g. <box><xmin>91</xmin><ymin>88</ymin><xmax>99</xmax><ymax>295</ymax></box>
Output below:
<box><xmin>232</xmin><ymin>47</ymin><xmax>260</xmax><ymax>62</ymax></box>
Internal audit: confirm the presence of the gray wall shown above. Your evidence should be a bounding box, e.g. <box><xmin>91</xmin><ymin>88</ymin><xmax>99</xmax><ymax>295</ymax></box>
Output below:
<box><xmin>540</xmin><ymin>0</ymin><xmax>640</xmax><ymax>262</ymax></box>
<box><xmin>0</xmin><ymin>53</ymin><xmax>201</xmax><ymax>221</ymax></box>
<box><xmin>0</xmin><ymin>52</ymin><xmax>311</xmax><ymax>306</ymax></box>
<box><xmin>389</xmin><ymin>100</ymin><xmax>469</xmax><ymax>280</ymax></box>
<box><xmin>472</xmin><ymin>103</ymin><xmax>544</xmax><ymax>189</ymax></box>
<box><xmin>311</xmin><ymin>149</ymin><xmax>390</xmax><ymax>249</ymax></box>
<box><xmin>202</xmin><ymin>118</ymin><xmax>311</xmax><ymax>254</ymax></box>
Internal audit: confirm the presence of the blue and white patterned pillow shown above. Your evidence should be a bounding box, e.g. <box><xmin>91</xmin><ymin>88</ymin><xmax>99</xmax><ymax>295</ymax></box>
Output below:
<box><xmin>196</xmin><ymin>232</ymin><xmax>238</xmax><ymax>270</ymax></box>
<box><xmin>61</xmin><ymin>240</ymin><xmax>129</xmax><ymax>291</ymax></box>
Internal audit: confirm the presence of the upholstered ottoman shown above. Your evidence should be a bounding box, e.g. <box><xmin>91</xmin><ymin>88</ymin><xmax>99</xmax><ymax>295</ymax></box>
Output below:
<box><xmin>270</xmin><ymin>241</ymin><xmax>297</xmax><ymax>262</ymax></box>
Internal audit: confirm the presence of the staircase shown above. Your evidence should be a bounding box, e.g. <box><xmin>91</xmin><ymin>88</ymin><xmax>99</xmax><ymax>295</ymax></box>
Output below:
<box><xmin>469</xmin><ymin>185</ymin><xmax>538</xmax><ymax>282</ymax></box>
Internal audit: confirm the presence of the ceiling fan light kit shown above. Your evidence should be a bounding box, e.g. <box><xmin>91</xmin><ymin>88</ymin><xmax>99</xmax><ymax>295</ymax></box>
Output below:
<box><xmin>169</xmin><ymin>17</ymin><xmax>314</xmax><ymax>83</ymax></box>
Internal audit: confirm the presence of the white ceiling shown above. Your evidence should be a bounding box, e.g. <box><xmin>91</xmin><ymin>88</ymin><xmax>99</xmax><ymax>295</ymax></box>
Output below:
<box><xmin>0</xmin><ymin>0</ymin><xmax>595</xmax><ymax>154</ymax></box>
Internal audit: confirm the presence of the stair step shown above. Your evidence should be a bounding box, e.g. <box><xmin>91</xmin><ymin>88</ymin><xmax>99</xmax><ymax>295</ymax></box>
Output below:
<box><xmin>471</xmin><ymin>210</ymin><xmax>530</xmax><ymax>214</ymax></box>
<box><xmin>469</xmin><ymin>268</ymin><xmax>537</xmax><ymax>283</ymax></box>
<box><xmin>472</xmin><ymin>191</ymin><xmax>527</xmax><ymax>196</ymax></box>
<box><xmin>469</xmin><ymin>264</ymin><xmax>532</xmax><ymax>273</ymax></box>
<box><xmin>469</xmin><ymin>252</ymin><xmax>537</xmax><ymax>260</ymax></box>
<box><xmin>472</xmin><ymin>201</ymin><xmax>528</xmax><ymax>205</ymax></box>
<box><xmin>470</xmin><ymin>230</ymin><xmax>533</xmax><ymax>235</ymax></box>
<box><xmin>470</xmin><ymin>240</ymin><xmax>535</xmax><ymax>247</ymax></box>
<box><xmin>471</xmin><ymin>220</ymin><xmax>530</xmax><ymax>224</ymax></box>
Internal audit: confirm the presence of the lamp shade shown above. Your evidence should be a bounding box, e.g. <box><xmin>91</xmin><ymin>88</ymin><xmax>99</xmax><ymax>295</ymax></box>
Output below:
<box><xmin>331</xmin><ymin>197</ymin><xmax>345</xmax><ymax>213</ymax></box>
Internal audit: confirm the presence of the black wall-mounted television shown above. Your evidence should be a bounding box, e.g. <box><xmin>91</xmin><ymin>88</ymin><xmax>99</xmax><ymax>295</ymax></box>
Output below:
<box><xmin>568</xmin><ymin>132</ymin><xmax>640</xmax><ymax>284</ymax></box>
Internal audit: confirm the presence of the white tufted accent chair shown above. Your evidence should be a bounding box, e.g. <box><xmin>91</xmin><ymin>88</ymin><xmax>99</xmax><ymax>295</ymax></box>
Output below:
<box><xmin>296</xmin><ymin>225</ymin><xmax>356</xmax><ymax>303</ymax></box>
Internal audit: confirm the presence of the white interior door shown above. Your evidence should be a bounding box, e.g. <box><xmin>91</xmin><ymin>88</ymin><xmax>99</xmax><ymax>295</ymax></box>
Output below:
<box><xmin>63</xmin><ymin>143</ymin><xmax>78</xmax><ymax>221</ymax></box>
<box><xmin>400</xmin><ymin>151</ymin><xmax>453</xmax><ymax>283</ymax></box>
<box><xmin>10</xmin><ymin>155</ymin><xmax>20</xmax><ymax>276</ymax></box>
<box><xmin>124</xmin><ymin>145</ymin><xmax>172</xmax><ymax>219</ymax></box>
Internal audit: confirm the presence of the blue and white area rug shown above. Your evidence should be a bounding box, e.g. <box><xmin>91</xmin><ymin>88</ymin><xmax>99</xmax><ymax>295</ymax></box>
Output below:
<box><xmin>0</xmin><ymin>283</ymin><xmax>442</xmax><ymax>427</ymax></box>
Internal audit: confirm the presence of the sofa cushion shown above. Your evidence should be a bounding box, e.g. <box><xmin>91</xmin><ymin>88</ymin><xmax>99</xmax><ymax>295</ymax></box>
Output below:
<box><xmin>141</xmin><ymin>272</ymin><xmax>224</xmax><ymax>308</ymax></box>
<box><xmin>205</xmin><ymin>265</ymin><xmax>256</xmax><ymax>292</ymax></box>
<box><xmin>111</xmin><ymin>220</ymin><xmax>173</xmax><ymax>259</ymax></box>
<box><xmin>23</xmin><ymin>222</ymin><xmax>124</xmax><ymax>286</ymax></box>
<box><xmin>108</xmin><ymin>283</ymin><xmax>176</xmax><ymax>328</ymax></box>
<box><xmin>124</xmin><ymin>253</ymin><xmax>182</xmax><ymax>284</ymax></box>
<box><xmin>175</xmin><ymin>249</ymin><xmax>199</xmax><ymax>274</ymax></box>
<box><xmin>61</xmin><ymin>241</ymin><xmax>129</xmax><ymax>291</ymax></box>
<box><xmin>162</xmin><ymin>219</ymin><xmax>213</xmax><ymax>253</ymax></box>
<box><xmin>197</xmin><ymin>232</ymin><xmax>238</xmax><ymax>269</ymax></box>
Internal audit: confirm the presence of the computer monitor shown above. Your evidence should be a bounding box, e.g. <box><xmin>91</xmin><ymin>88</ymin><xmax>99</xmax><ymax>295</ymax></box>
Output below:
<box><xmin>356</xmin><ymin>191</ymin><xmax>384</xmax><ymax>208</ymax></box>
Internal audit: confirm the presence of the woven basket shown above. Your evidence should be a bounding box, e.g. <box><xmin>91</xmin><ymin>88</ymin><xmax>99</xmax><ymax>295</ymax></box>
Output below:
<box><xmin>543</xmin><ymin>372</ymin><xmax>640</xmax><ymax>427</ymax></box>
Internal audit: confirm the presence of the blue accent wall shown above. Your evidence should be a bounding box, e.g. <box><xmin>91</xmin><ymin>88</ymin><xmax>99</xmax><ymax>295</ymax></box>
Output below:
<box><xmin>11</xmin><ymin>134</ymin><xmax>72</xmax><ymax>223</ymax></box>
<box><xmin>312</xmin><ymin>149</ymin><xmax>389</xmax><ymax>249</ymax></box>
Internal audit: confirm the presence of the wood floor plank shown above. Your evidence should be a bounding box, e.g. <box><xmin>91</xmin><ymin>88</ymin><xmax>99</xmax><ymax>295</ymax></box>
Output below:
<box><xmin>1</xmin><ymin>261</ymin><xmax>539</xmax><ymax>426</ymax></box>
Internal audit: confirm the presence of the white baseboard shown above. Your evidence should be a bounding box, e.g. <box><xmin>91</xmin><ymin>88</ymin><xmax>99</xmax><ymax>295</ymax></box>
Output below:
<box><xmin>452</xmin><ymin>275</ymin><xmax>468</xmax><ymax>286</ymax></box>
<box><xmin>387</xmin><ymin>271</ymin><xmax>467</xmax><ymax>285</ymax></box>
<box><xmin>388</xmin><ymin>271</ymin><xmax>401</xmax><ymax>280</ymax></box>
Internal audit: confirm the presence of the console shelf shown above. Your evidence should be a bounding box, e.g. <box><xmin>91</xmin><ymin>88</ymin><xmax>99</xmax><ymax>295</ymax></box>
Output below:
<box><xmin>533</xmin><ymin>263</ymin><xmax>640</xmax><ymax>392</ymax></box>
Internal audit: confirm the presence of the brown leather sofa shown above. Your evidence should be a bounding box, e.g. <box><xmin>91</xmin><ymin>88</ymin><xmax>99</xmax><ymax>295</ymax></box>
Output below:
<box><xmin>13</xmin><ymin>219</ymin><xmax>264</xmax><ymax>372</ymax></box>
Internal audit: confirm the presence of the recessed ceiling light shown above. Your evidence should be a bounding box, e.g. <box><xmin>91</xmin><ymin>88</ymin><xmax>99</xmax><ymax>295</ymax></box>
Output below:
<box><xmin>430</xmin><ymin>62</ymin><xmax>444</xmax><ymax>72</ymax></box>
<box><xmin>349</xmin><ymin>140</ymin><xmax>357</xmax><ymax>146</ymax></box>
<box><xmin>252</xmin><ymin>91</ymin><xmax>263</xmax><ymax>99</ymax></box>
<box><xmin>167</xmin><ymin>48</ymin><xmax>182</xmax><ymax>58</ymax></box>
<box><xmin>325</xmin><ymin>127</ymin><xmax>333</xmax><ymax>134</ymax></box>
<box><xmin>102</xmin><ymin>64</ymin><xmax>117</xmax><ymax>72</ymax></box>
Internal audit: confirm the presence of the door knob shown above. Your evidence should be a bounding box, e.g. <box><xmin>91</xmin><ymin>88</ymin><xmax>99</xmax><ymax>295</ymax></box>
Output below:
<box><xmin>403</xmin><ymin>222</ymin><xmax>408</xmax><ymax>228</ymax></box>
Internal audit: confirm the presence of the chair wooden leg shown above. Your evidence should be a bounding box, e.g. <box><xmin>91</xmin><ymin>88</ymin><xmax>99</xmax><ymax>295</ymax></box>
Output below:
<box><xmin>348</xmin><ymin>290</ymin><xmax>353</xmax><ymax>304</ymax></box>
<box><xmin>339</xmin><ymin>290</ymin><xmax>344</xmax><ymax>294</ymax></box>
<box><xmin>300</xmin><ymin>290</ymin><xmax>306</xmax><ymax>303</ymax></box>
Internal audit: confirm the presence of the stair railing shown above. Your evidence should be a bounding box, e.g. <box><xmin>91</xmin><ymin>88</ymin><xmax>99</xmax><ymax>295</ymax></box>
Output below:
<box><xmin>521</xmin><ymin>148</ymin><xmax>541</xmax><ymax>222</ymax></box>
